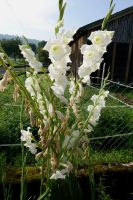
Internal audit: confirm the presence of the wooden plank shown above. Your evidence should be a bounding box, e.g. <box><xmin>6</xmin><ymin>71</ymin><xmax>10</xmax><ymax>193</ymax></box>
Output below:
<box><xmin>125</xmin><ymin>42</ymin><xmax>132</xmax><ymax>83</ymax></box>
<box><xmin>111</xmin><ymin>43</ymin><xmax>117</xmax><ymax>80</ymax></box>
<box><xmin>79</xmin><ymin>36</ymin><xmax>84</xmax><ymax>47</ymax></box>
<box><xmin>3</xmin><ymin>163</ymin><xmax>133</xmax><ymax>183</ymax></box>
<box><xmin>71</xmin><ymin>42</ymin><xmax>76</xmax><ymax>53</ymax></box>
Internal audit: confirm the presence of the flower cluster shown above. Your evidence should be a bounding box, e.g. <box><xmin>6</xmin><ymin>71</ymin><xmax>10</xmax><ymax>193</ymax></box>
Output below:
<box><xmin>25</xmin><ymin>74</ymin><xmax>54</xmax><ymax>124</ymax></box>
<box><xmin>43</xmin><ymin>30</ymin><xmax>74</xmax><ymax>102</ymax></box>
<box><xmin>78</xmin><ymin>30</ymin><xmax>114</xmax><ymax>84</ymax></box>
<box><xmin>86</xmin><ymin>90</ymin><xmax>109</xmax><ymax>132</ymax></box>
<box><xmin>21</xmin><ymin>127</ymin><xmax>37</xmax><ymax>154</ymax></box>
<box><xmin>69</xmin><ymin>79</ymin><xmax>84</xmax><ymax>118</ymax></box>
<box><xmin>0</xmin><ymin>0</ymin><xmax>115</xmax><ymax>183</ymax></box>
<box><xmin>18</xmin><ymin>29</ymin><xmax>112</xmax><ymax>180</ymax></box>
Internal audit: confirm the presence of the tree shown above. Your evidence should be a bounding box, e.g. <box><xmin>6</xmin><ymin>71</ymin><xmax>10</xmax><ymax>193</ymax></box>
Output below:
<box><xmin>29</xmin><ymin>43</ymin><xmax>37</xmax><ymax>54</ymax></box>
<box><xmin>37</xmin><ymin>41</ymin><xmax>51</xmax><ymax>66</ymax></box>
<box><xmin>0</xmin><ymin>38</ymin><xmax>22</xmax><ymax>60</ymax></box>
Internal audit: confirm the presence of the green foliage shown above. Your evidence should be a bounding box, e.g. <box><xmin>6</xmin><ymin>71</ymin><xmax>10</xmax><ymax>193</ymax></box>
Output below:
<box><xmin>39</xmin><ymin>173</ymin><xmax>83</xmax><ymax>200</ymax></box>
<box><xmin>96</xmin><ymin>177</ymin><xmax>112</xmax><ymax>200</ymax></box>
<box><xmin>37</xmin><ymin>41</ymin><xmax>51</xmax><ymax>66</ymax></box>
<box><xmin>91</xmin><ymin>149</ymin><xmax>133</xmax><ymax>164</ymax></box>
<box><xmin>29</xmin><ymin>43</ymin><xmax>37</xmax><ymax>54</ymax></box>
<box><xmin>0</xmin><ymin>154</ymin><xmax>12</xmax><ymax>200</ymax></box>
<box><xmin>0</xmin><ymin>88</ymin><xmax>29</xmax><ymax>144</ymax></box>
<box><xmin>0</xmin><ymin>38</ymin><xmax>22</xmax><ymax>60</ymax></box>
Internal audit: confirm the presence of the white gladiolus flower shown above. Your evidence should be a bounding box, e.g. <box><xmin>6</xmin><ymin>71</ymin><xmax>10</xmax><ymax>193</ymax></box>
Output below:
<box><xmin>88</xmin><ymin>30</ymin><xmax>114</xmax><ymax>48</ymax></box>
<box><xmin>19</xmin><ymin>45</ymin><xmax>35</xmax><ymax>59</ymax></box>
<box><xmin>82</xmin><ymin>76</ymin><xmax>91</xmax><ymax>85</ymax></box>
<box><xmin>28</xmin><ymin>59</ymin><xmax>42</xmax><ymax>72</ymax></box>
<box><xmin>51</xmin><ymin>82</ymin><xmax>67</xmax><ymax>96</ymax></box>
<box><xmin>50</xmin><ymin>170</ymin><xmax>66</xmax><ymax>180</ymax></box>
<box><xmin>50</xmin><ymin>161</ymin><xmax>73</xmax><ymax>180</ymax></box>
<box><xmin>25</xmin><ymin>77</ymin><xmax>35</xmax><ymax>96</ymax></box>
<box><xmin>19</xmin><ymin>45</ymin><xmax>42</xmax><ymax>73</ymax></box>
<box><xmin>78</xmin><ymin>64</ymin><xmax>91</xmax><ymax>77</ymax></box>
<box><xmin>58</xmin><ymin>30</ymin><xmax>75</xmax><ymax>44</ymax></box>
<box><xmin>81</xmin><ymin>44</ymin><xmax>104</xmax><ymax>66</ymax></box>
<box><xmin>25</xmin><ymin>142</ymin><xmax>37</xmax><ymax>154</ymax></box>
<box><xmin>78</xmin><ymin>62</ymin><xmax>101</xmax><ymax>84</ymax></box>
<box><xmin>78</xmin><ymin>64</ymin><xmax>91</xmax><ymax>84</ymax></box>
<box><xmin>49</xmin><ymin>62</ymin><xmax>68</xmax><ymax>98</ymax></box>
<box><xmin>25</xmin><ymin>76</ymin><xmax>41</xmax><ymax>97</ymax></box>
<box><xmin>48</xmin><ymin>64</ymin><xmax>68</xmax><ymax>82</ymax></box>
<box><xmin>21</xmin><ymin>127</ymin><xmax>37</xmax><ymax>155</ymax></box>
<box><xmin>21</xmin><ymin>127</ymin><xmax>32</xmax><ymax>143</ymax></box>
<box><xmin>87</xmin><ymin>90</ymin><xmax>109</xmax><ymax>128</ymax></box>
<box><xmin>79</xmin><ymin>30</ymin><xmax>114</xmax><ymax>84</ymax></box>
<box><xmin>44</xmin><ymin>29</ymin><xmax>73</xmax><ymax>102</ymax></box>
<box><xmin>43</xmin><ymin>39</ymin><xmax>71</xmax><ymax>61</ymax></box>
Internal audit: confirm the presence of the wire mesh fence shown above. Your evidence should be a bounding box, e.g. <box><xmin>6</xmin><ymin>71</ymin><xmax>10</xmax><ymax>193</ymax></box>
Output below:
<box><xmin>0</xmin><ymin>78</ymin><xmax>133</xmax><ymax>165</ymax></box>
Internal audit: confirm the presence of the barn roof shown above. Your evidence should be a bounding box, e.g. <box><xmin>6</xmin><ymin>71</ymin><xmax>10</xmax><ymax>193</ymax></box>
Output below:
<box><xmin>72</xmin><ymin>6</ymin><xmax>133</xmax><ymax>43</ymax></box>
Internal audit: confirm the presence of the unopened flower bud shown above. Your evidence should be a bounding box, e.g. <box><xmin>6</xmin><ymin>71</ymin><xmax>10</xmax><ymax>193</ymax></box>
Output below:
<box><xmin>48</xmin><ymin>103</ymin><xmax>54</xmax><ymax>117</ymax></box>
<box><xmin>0</xmin><ymin>70</ymin><xmax>12</xmax><ymax>91</ymax></box>
<box><xmin>56</xmin><ymin>110</ymin><xmax>65</xmax><ymax>121</ymax></box>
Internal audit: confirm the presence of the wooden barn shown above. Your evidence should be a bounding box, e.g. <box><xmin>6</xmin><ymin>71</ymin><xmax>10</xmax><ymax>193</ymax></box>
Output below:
<box><xmin>70</xmin><ymin>6</ymin><xmax>133</xmax><ymax>84</ymax></box>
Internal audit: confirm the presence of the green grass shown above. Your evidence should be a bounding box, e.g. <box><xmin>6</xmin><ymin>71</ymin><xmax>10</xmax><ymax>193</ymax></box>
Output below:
<box><xmin>0</xmin><ymin>79</ymin><xmax>29</xmax><ymax>144</ymax></box>
<box><xmin>90</xmin><ymin>149</ymin><xmax>133</xmax><ymax>164</ymax></box>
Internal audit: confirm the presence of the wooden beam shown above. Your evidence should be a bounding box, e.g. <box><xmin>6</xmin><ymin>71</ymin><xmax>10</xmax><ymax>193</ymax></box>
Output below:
<box><xmin>111</xmin><ymin>43</ymin><xmax>117</xmax><ymax>80</ymax></box>
<box><xmin>125</xmin><ymin>42</ymin><xmax>132</xmax><ymax>83</ymax></box>
<box><xmin>79</xmin><ymin>36</ymin><xmax>84</xmax><ymax>47</ymax></box>
<box><xmin>3</xmin><ymin>163</ymin><xmax>133</xmax><ymax>183</ymax></box>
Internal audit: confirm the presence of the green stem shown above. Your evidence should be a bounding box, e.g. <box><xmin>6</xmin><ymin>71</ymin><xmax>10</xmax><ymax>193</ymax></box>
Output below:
<box><xmin>40</xmin><ymin>157</ymin><xmax>45</xmax><ymax>195</ymax></box>
<box><xmin>20</xmin><ymin>99</ymin><xmax>27</xmax><ymax>200</ymax></box>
